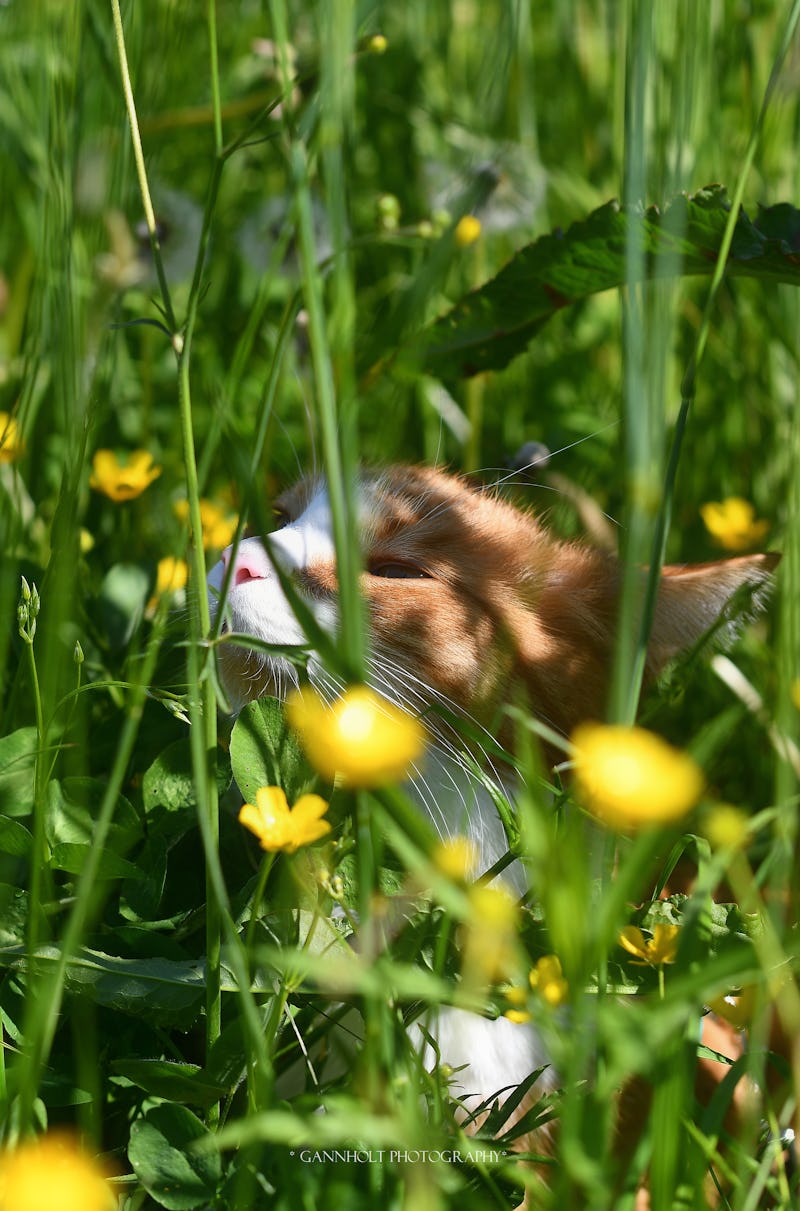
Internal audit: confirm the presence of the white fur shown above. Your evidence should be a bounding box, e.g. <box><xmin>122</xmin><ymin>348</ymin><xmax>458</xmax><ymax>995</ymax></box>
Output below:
<box><xmin>208</xmin><ymin>481</ymin><xmax>547</xmax><ymax>1113</ymax></box>
<box><xmin>410</xmin><ymin>1008</ymin><xmax>553</xmax><ymax>1111</ymax></box>
<box><xmin>207</xmin><ymin>486</ymin><xmax>341</xmax><ymax>648</ymax></box>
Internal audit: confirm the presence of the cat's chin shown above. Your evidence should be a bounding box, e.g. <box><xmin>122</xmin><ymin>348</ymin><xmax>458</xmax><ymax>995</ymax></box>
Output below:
<box><xmin>215</xmin><ymin>645</ymin><xmax>298</xmax><ymax>712</ymax></box>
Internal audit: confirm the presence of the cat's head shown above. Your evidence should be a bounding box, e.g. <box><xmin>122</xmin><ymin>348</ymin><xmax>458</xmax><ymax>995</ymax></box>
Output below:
<box><xmin>207</xmin><ymin>464</ymin><xmax>776</xmax><ymax>746</ymax></box>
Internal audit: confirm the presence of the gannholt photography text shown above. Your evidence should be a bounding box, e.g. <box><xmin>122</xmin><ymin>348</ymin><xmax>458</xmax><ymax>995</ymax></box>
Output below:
<box><xmin>1</xmin><ymin>3</ymin><xmax>799</xmax><ymax>1211</ymax></box>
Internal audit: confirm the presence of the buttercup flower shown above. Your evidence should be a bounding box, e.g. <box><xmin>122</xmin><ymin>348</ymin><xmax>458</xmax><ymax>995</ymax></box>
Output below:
<box><xmin>146</xmin><ymin>557</ymin><xmax>189</xmax><ymax>617</ymax></box>
<box><xmin>0</xmin><ymin>412</ymin><xmax>23</xmax><ymax>463</ymax></box>
<box><xmin>461</xmin><ymin>884</ymin><xmax>520</xmax><ymax>986</ymax></box>
<box><xmin>619</xmin><ymin>923</ymin><xmax>680</xmax><ymax>966</ymax></box>
<box><xmin>239</xmin><ymin>786</ymin><xmax>331</xmax><ymax>853</ymax></box>
<box><xmin>530</xmin><ymin>954</ymin><xmax>568</xmax><ymax>1007</ymax></box>
<box><xmin>174</xmin><ymin>499</ymin><xmax>238</xmax><ymax>550</ymax></box>
<box><xmin>703</xmin><ymin>803</ymin><xmax>749</xmax><ymax>850</ymax></box>
<box><xmin>90</xmin><ymin>449</ymin><xmax>161</xmax><ymax>502</ymax></box>
<box><xmin>571</xmin><ymin>723</ymin><xmax>704</xmax><ymax>829</ymax></box>
<box><xmin>286</xmin><ymin>686</ymin><xmax>426</xmax><ymax>788</ymax></box>
<box><xmin>432</xmin><ymin>836</ymin><xmax>478</xmax><ymax>881</ymax></box>
<box><xmin>700</xmin><ymin>497</ymin><xmax>769</xmax><ymax>552</ymax></box>
<box><xmin>454</xmin><ymin>215</ymin><xmax>481</xmax><ymax>247</ymax></box>
<box><xmin>503</xmin><ymin>983</ymin><xmax>531</xmax><ymax>1023</ymax></box>
<box><xmin>0</xmin><ymin>1131</ymin><xmax>113</xmax><ymax>1211</ymax></box>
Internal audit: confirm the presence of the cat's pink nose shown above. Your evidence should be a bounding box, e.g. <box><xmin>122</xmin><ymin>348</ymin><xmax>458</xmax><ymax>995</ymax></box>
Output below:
<box><xmin>220</xmin><ymin>542</ymin><xmax>270</xmax><ymax>586</ymax></box>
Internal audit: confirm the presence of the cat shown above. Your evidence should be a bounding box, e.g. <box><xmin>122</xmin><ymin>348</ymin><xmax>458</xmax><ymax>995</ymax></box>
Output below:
<box><xmin>207</xmin><ymin>464</ymin><xmax>775</xmax><ymax>1137</ymax></box>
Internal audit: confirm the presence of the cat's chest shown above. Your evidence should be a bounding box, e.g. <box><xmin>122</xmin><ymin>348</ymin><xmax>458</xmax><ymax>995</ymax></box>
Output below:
<box><xmin>406</xmin><ymin>750</ymin><xmax>522</xmax><ymax>889</ymax></box>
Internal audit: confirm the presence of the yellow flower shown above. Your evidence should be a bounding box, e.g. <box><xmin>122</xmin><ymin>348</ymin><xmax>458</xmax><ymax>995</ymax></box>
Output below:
<box><xmin>432</xmin><ymin>836</ymin><xmax>478</xmax><ymax>881</ymax></box>
<box><xmin>703</xmin><ymin>803</ymin><xmax>749</xmax><ymax>850</ymax></box>
<box><xmin>285</xmin><ymin>686</ymin><xmax>426</xmax><ymax>788</ymax></box>
<box><xmin>619</xmin><ymin>923</ymin><xmax>680</xmax><ymax>966</ymax></box>
<box><xmin>146</xmin><ymin>556</ymin><xmax>189</xmax><ymax>617</ymax></box>
<box><xmin>0</xmin><ymin>1132</ymin><xmax>113</xmax><ymax>1211</ymax></box>
<box><xmin>174</xmin><ymin>499</ymin><xmax>238</xmax><ymax>550</ymax></box>
<box><xmin>0</xmin><ymin>413</ymin><xmax>23</xmax><ymax>463</ymax></box>
<box><xmin>461</xmin><ymin>884</ymin><xmax>520</xmax><ymax>987</ymax></box>
<box><xmin>454</xmin><ymin>215</ymin><xmax>481</xmax><ymax>247</ymax></box>
<box><xmin>502</xmin><ymin>984</ymin><xmax>529</xmax><ymax>1023</ymax></box>
<box><xmin>89</xmin><ymin>449</ymin><xmax>161</xmax><ymax>502</ymax></box>
<box><xmin>239</xmin><ymin>786</ymin><xmax>331</xmax><ymax>853</ymax></box>
<box><xmin>706</xmin><ymin>986</ymin><xmax>756</xmax><ymax>1030</ymax></box>
<box><xmin>368</xmin><ymin>33</ymin><xmax>388</xmax><ymax>53</ymax></box>
<box><xmin>529</xmin><ymin>954</ymin><xmax>568</xmax><ymax>1006</ymax></box>
<box><xmin>571</xmin><ymin>723</ymin><xmax>704</xmax><ymax>829</ymax></box>
<box><xmin>700</xmin><ymin>497</ymin><xmax>769</xmax><ymax>552</ymax></box>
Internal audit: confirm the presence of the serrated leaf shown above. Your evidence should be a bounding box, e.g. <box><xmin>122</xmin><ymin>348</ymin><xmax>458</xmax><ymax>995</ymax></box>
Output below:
<box><xmin>229</xmin><ymin>696</ymin><xmax>316</xmax><ymax>805</ymax></box>
<box><xmin>128</xmin><ymin>1103</ymin><xmax>222</xmax><ymax>1210</ymax></box>
<box><xmin>410</xmin><ymin>185</ymin><xmax>800</xmax><ymax>378</ymax></box>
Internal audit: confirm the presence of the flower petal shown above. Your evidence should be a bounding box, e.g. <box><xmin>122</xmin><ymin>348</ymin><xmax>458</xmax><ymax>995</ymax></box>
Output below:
<box><xmin>287</xmin><ymin>686</ymin><xmax>426</xmax><ymax>788</ymax></box>
<box><xmin>618</xmin><ymin>926</ymin><xmax>648</xmax><ymax>960</ymax></box>
<box><xmin>649</xmin><ymin>923</ymin><xmax>680</xmax><ymax>964</ymax></box>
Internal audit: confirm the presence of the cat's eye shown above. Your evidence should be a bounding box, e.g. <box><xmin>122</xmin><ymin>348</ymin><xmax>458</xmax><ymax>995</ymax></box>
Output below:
<box><xmin>368</xmin><ymin>560</ymin><xmax>432</xmax><ymax>580</ymax></box>
<box><xmin>272</xmin><ymin>507</ymin><xmax>290</xmax><ymax>530</ymax></box>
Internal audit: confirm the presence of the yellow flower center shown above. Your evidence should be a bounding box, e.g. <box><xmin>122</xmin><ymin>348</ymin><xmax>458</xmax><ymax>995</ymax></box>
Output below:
<box><xmin>286</xmin><ymin>686</ymin><xmax>426</xmax><ymax>788</ymax></box>
<box><xmin>572</xmin><ymin>723</ymin><xmax>704</xmax><ymax>829</ymax></box>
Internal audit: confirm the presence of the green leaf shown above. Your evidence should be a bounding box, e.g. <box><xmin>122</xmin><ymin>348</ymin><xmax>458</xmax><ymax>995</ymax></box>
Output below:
<box><xmin>111</xmin><ymin>1060</ymin><xmax>228</xmax><ymax>1110</ymax></box>
<box><xmin>142</xmin><ymin>738</ymin><xmax>232</xmax><ymax>830</ymax></box>
<box><xmin>49</xmin><ymin>842</ymin><xmax>143</xmax><ymax>880</ymax></box>
<box><xmin>0</xmin><ymin>945</ymin><xmax>273</xmax><ymax>1026</ymax></box>
<box><xmin>0</xmin><ymin>945</ymin><xmax>206</xmax><ymax>1028</ymax></box>
<box><xmin>229</xmin><ymin>695</ymin><xmax>316</xmax><ymax>804</ymax></box>
<box><xmin>0</xmin><ymin>727</ymin><xmax>38</xmax><ymax>818</ymax></box>
<box><xmin>0</xmin><ymin>816</ymin><xmax>33</xmax><ymax>857</ymax></box>
<box><xmin>98</xmin><ymin>563</ymin><xmax>150</xmax><ymax>649</ymax></box>
<box><xmin>0</xmin><ymin>883</ymin><xmax>28</xmax><ymax>945</ymax></box>
<box><xmin>120</xmin><ymin>835</ymin><xmax>168</xmax><ymax>921</ymax></box>
<box><xmin>46</xmin><ymin>777</ymin><xmax>142</xmax><ymax>852</ymax></box>
<box><xmin>410</xmin><ymin>185</ymin><xmax>800</xmax><ymax>379</ymax></box>
<box><xmin>128</xmin><ymin>1103</ymin><xmax>222</xmax><ymax>1210</ymax></box>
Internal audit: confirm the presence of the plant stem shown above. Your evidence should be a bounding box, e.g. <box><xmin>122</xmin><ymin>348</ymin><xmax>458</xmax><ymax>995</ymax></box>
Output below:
<box><xmin>207</xmin><ymin>0</ymin><xmax>223</xmax><ymax>154</ymax></box>
<box><xmin>109</xmin><ymin>0</ymin><xmax>177</xmax><ymax>335</ymax></box>
<box><xmin>24</xmin><ymin>638</ymin><xmax>47</xmax><ymax>958</ymax></box>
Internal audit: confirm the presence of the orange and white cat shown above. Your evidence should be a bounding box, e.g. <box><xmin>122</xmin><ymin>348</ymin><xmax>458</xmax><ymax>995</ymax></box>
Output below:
<box><xmin>207</xmin><ymin>464</ymin><xmax>774</xmax><ymax>1118</ymax></box>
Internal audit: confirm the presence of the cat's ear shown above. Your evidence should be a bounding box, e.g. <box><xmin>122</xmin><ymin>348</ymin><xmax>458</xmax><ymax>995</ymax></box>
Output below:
<box><xmin>648</xmin><ymin>552</ymin><xmax>779</xmax><ymax>673</ymax></box>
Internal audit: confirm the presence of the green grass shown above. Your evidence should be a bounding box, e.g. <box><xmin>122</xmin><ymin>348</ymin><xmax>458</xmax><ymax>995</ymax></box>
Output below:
<box><xmin>0</xmin><ymin>2</ymin><xmax>799</xmax><ymax>1208</ymax></box>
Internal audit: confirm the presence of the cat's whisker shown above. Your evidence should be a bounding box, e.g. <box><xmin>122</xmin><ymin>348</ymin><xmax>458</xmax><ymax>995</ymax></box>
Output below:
<box><xmin>205</xmin><ymin>459</ymin><xmax>777</xmax><ymax>1146</ymax></box>
<box><xmin>366</xmin><ymin>644</ymin><xmax>508</xmax><ymax>778</ymax></box>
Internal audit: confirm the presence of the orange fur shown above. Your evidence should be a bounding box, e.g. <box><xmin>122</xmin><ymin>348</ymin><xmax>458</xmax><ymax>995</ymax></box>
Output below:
<box><xmin>271</xmin><ymin>464</ymin><xmax>776</xmax><ymax>747</ymax></box>
<box><xmin>211</xmin><ymin>464</ymin><xmax>779</xmax><ymax>1195</ymax></box>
